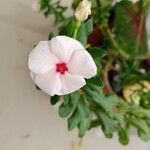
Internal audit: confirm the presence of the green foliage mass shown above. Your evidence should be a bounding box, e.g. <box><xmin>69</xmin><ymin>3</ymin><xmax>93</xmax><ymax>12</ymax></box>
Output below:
<box><xmin>39</xmin><ymin>0</ymin><xmax>150</xmax><ymax>145</ymax></box>
<box><xmin>39</xmin><ymin>0</ymin><xmax>68</xmax><ymax>24</ymax></box>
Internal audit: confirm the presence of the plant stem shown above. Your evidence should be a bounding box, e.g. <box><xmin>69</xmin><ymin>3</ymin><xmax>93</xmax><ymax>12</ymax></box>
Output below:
<box><xmin>134</xmin><ymin>13</ymin><xmax>144</xmax><ymax>57</ymax></box>
<box><xmin>73</xmin><ymin>21</ymin><xmax>81</xmax><ymax>39</ymax></box>
<box><xmin>102</xmin><ymin>61</ymin><xmax>114</xmax><ymax>93</ymax></box>
<box><xmin>104</xmin><ymin>26</ymin><xmax>129</xmax><ymax>59</ymax></box>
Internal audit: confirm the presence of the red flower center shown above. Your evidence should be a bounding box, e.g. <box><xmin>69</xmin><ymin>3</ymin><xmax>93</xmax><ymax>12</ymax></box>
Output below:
<box><xmin>56</xmin><ymin>63</ymin><xmax>68</xmax><ymax>75</ymax></box>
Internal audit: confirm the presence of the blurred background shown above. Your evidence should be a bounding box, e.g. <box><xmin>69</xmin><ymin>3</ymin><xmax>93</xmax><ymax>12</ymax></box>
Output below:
<box><xmin>0</xmin><ymin>0</ymin><xmax>150</xmax><ymax>150</ymax></box>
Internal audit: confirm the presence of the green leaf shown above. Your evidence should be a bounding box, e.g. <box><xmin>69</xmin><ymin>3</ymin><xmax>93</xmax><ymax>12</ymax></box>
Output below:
<box><xmin>97</xmin><ymin>110</ymin><xmax>119</xmax><ymax>138</ymax></box>
<box><xmin>88</xmin><ymin>47</ymin><xmax>107</xmax><ymax>59</ymax></box>
<box><xmin>50</xmin><ymin>95</ymin><xmax>60</xmax><ymax>105</ymax></box>
<box><xmin>120</xmin><ymin>72</ymin><xmax>150</xmax><ymax>88</ymax></box>
<box><xmin>138</xmin><ymin>119</ymin><xmax>150</xmax><ymax>141</ymax></box>
<box><xmin>118</xmin><ymin>128</ymin><xmax>129</xmax><ymax>145</ymax></box>
<box><xmin>40</xmin><ymin>0</ymin><xmax>67</xmax><ymax>24</ymax></box>
<box><xmin>78</xmin><ymin>118</ymin><xmax>91</xmax><ymax>137</ymax></box>
<box><xmin>59</xmin><ymin>19</ymin><xmax>75</xmax><ymax>37</ymax></box>
<box><xmin>77</xmin><ymin>19</ymin><xmax>94</xmax><ymax>45</ymax></box>
<box><xmin>78</xmin><ymin>97</ymin><xmax>90</xmax><ymax>118</ymax></box>
<box><xmin>110</xmin><ymin>112</ymin><xmax>124</xmax><ymax>126</ymax></box>
<box><xmin>59</xmin><ymin>92</ymin><xmax>82</xmax><ymax>118</ymax></box>
<box><xmin>68</xmin><ymin>109</ymin><xmax>81</xmax><ymax>130</ymax></box>
<box><xmin>77</xmin><ymin>96</ymin><xmax>92</xmax><ymax>137</ymax></box>
<box><xmin>77</xmin><ymin>23</ymin><xmax>87</xmax><ymax>45</ymax></box>
<box><xmin>86</xmin><ymin>77</ymin><xmax>103</xmax><ymax>91</ymax></box>
<box><xmin>114</xmin><ymin>1</ymin><xmax>147</xmax><ymax>55</ymax></box>
<box><xmin>85</xmin><ymin>18</ymin><xmax>93</xmax><ymax>37</ymax></box>
<box><xmin>146</xmin><ymin>119</ymin><xmax>150</xmax><ymax>127</ymax></box>
<box><xmin>119</xmin><ymin>102</ymin><xmax>150</xmax><ymax>119</ymax></box>
<box><xmin>90</xmin><ymin>119</ymin><xmax>101</xmax><ymax>129</ymax></box>
<box><xmin>85</xmin><ymin>87</ymin><xmax>119</xmax><ymax>112</ymax></box>
<box><xmin>137</xmin><ymin>120</ymin><xmax>150</xmax><ymax>141</ymax></box>
<box><xmin>70</xmin><ymin>92</ymin><xmax>80</xmax><ymax>110</ymax></box>
<box><xmin>127</xmin><ymin>117</ymin><xmax>150</xmax><ymax>137</ymax></box>
<box><xmin>140</xmin><ymin>93</ymin><xmax>150</xmax><ymax>109</ymax></box>
<box><xmin>138</xmin><ymin>129</ymin><xmax>150</xmax><ymax>141</ymax></box>
<box><xmin>59</xmin><ymin>102</ymin><xmax>73</xmax><ymax>118</ymax></box>
<box><xmin>63</xmin><ymin>95</ymin><xmax>70</xmax><ymax>105</ymax></box>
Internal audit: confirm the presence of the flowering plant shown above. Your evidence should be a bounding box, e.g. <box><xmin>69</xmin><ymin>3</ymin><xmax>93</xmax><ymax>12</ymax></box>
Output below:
<box><xmin>29</xmin><ymin>0</ymin><xmax>150</xmax><ymax>145</ymax></box>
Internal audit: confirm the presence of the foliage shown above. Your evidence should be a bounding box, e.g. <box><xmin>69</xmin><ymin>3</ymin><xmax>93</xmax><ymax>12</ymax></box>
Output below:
<box><xmin>39</xmin><ymin>0</ymin><xmax>68</xmax><ymax>24</ymax></box>
<box><xmin>114</xmin><ymin>1</ymin><xmax>147</xmax><ymax>56</ymax></box>
<box><xmin>51</xmin><ymin>79</ymin><xmax>150</xmax><ymax>144</ymax></box>
<box><xmin>38</xmin><ymin>0</ymin><xmax>150</xmax><ymax>145</ymax></box>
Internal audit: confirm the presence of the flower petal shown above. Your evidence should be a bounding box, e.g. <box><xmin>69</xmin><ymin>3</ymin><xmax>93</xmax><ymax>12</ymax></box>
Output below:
<box><xmin>28</xmin><ymin>41</ymin><xmax>59</xmax><ymax>74</ymax></box>
<box><xmin>68</xmin><ymin>50</ymin><xmax>97</xmax><ymax>79</ymax></box>
<box><xmin>49</xmin><ymin>36</ymin><xmax>84</xmax><ymax>63</ymax></box>
<box><xmin>31</xmin><ymin>69</ymin><xmax>61</xmax><ymax>96</ymax></box>
<box><xmin>60</xmin><ymin>73</ymin><xmax>86</xmax><ymax>95</ymax></box>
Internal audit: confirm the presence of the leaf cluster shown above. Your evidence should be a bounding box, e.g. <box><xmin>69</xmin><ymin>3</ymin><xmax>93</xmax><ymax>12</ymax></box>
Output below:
<box><xmin>50</xmin><ymin>15</ymin><xmax>150</xmax><ymax>144</ymax></box>
<box><xmin>38</xmin><ymin>0</ymin><xmax>150</xmax><ymax>145</ymax></box>
<box><xmin>51</xmin><ymin>75</ymin><xmax>150</xmax><ymax>145</ymax></box>
<box><xmin>39</xmin><ymin>0</ymin><xmax>67</xmax><ymax>24</ymax></box>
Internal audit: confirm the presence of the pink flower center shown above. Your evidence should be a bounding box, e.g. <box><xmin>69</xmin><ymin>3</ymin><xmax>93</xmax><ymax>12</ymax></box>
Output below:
<box><xmin>56</xmin><ymin>63</ymin><xmax>68</xmax><ymax>75</ymax></box>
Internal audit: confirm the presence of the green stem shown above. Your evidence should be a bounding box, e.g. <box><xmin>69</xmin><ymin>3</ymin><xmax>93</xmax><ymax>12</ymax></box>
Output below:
<box><xmin>104</xmin><ymin>26</ymin><xmax>129</xmax><ymax>59</ymax></box>
<box><xmin>73</xmin><ymin>21</ymin><xmax>81</xmax><ymax>39</ymax></box>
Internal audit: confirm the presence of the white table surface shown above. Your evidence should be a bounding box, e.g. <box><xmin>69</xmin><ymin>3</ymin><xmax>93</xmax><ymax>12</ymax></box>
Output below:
<box><xmin>0</xmin><ymin>0</ymin><xmax>150</xmax><ymax>150</ymax></box>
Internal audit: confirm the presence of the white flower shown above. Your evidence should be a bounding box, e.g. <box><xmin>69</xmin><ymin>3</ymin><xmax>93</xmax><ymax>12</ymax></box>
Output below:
<box><xmin>74</xmin><ymin>0</ymin><xmax>91</xmax><ymax>21</ymax></box>
<box><xmin>28</xmin><ymin>36</ymin><xmax>97</xmax><ymax>96</ymax></box>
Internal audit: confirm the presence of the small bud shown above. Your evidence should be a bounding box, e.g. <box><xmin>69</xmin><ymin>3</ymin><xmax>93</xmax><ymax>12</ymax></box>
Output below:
<box><xmin>74</xmin><ymin>0</ymin><xmax>91</xmax><ymax>21</ymax></box>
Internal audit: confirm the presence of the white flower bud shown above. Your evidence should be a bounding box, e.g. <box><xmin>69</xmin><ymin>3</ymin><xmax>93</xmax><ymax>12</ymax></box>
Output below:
<box><xmin>74</xmin><ymin>0</ymin><xmax>91</xmax><ymax>21</ymax></box>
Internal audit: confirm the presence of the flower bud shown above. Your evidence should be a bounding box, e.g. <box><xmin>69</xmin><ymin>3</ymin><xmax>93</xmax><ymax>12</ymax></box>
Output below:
<box><xmin>74</xmin><ymin>0</ymin><xmax>91</xmax><ymax>21</ymax></box>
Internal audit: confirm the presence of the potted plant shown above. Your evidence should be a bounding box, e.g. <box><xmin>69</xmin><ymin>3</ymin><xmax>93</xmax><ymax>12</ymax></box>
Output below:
<box><xmin>29</xmin><ymin>0</ymin><xmax>150</xmax><ymax>145</ymax></box>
